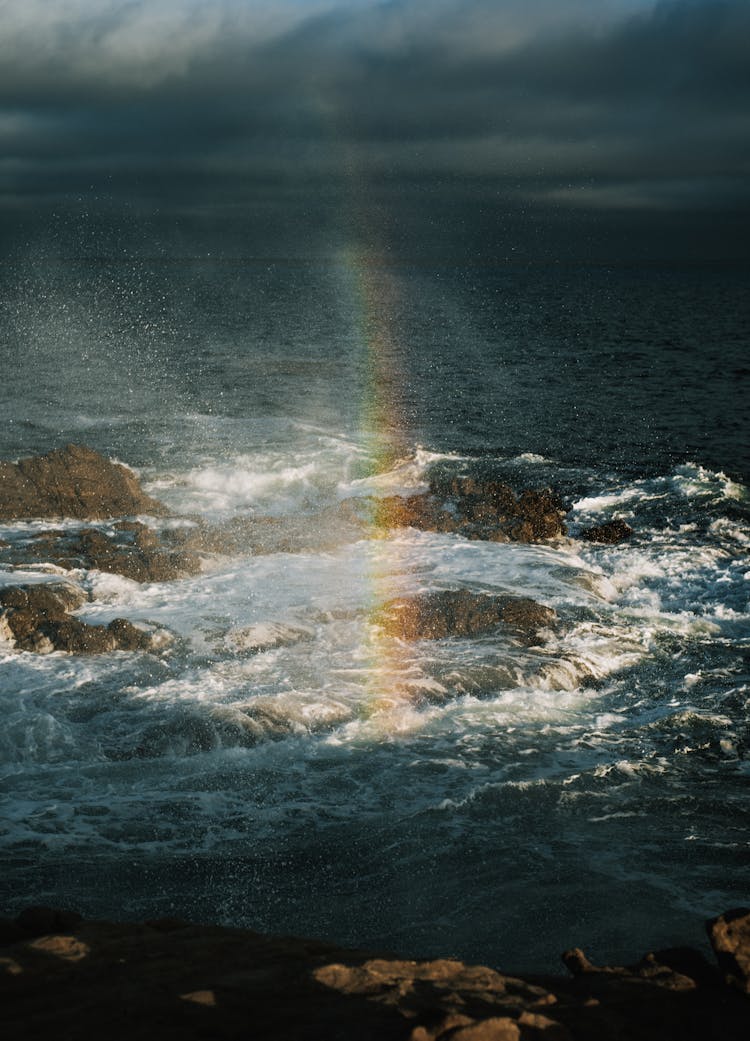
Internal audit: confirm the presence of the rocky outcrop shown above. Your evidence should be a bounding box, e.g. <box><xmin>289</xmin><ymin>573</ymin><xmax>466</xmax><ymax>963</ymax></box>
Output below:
<box><xmin>0</xmin><ymin>908</ymin><xmax>748</xmax><ymax>1041</ymax></box>
<box><xmin>579</xmin><ymin>520</ymin><xmax>634</xmax><ymax>545</ymax></box>
<box><xmin>708</xmin><ymin>908</ymin><xmax>750</xmax><ymax>994</ymax></box>
<box><xmin>343</xmin><ymin>477</ymin><xmax>567</xmax><ymax>543</ymax></box>
<box><xmin>0</xmin><ymin>444</ymin><xmax>166</xmax><ymax>520</ymax></box>
<box><xmin>0</xmin><ymin>522</ymin><xmax>201</xmax><ymax>583</ymax></box>
<box><xmin>373</xmin><ymin>591</ymin><xmax>556</xmax><ymax>641</ymax></box>
<box><xmin>0</xmin><ymin>583</ymin><xmax>167</xmax><ymax>654</ymax></box>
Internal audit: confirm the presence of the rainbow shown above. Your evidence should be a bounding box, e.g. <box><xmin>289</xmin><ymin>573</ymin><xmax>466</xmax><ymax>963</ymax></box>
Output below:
<box><xmin>334</xmin><ymin>237</ymin><xmax>430</xmax><ymax>724</ymax></box>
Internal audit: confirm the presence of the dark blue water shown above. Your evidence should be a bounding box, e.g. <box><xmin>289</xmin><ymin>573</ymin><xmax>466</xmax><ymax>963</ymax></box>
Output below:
<box><xmin>1</xmin><ymin>259</ymin><xmax>747</xmax><ymax>478</ymax></box>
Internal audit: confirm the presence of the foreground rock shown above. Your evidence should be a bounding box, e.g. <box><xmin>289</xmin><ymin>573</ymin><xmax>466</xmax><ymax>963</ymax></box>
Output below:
<box><xmin>708</xmin><ymin>908</ymin><xmax>750</xmax><ymax>994</ymax></box>
<box><xmin>0</xmin><ymin>583</ymin><xmax>167</xmax><ymax>654</ymax></box>
<box><xmin>0</xmin><ymin>444</ymin><xmax>165</xmax><ymax>520</ymax></box>
<box><xmin>1</xmin><ymin>908</ymin><xmax>749</xmax><ymax>1041</ymax></box>
<box><xmin>373</xmin><ymin>591</ymin><xmax>556</xmax><ymax>641</ymax></box>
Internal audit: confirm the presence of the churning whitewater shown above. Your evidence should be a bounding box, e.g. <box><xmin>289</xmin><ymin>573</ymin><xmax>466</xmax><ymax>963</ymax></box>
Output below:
<box><xmin>0</xmin><ymin>257</ymin><xmax>748</xmax><ymax>971</ymax></box>
<box><xmin>1</xmin><ymin>430</ymin><xmax>748</xmax><ymax>970</ymax></box>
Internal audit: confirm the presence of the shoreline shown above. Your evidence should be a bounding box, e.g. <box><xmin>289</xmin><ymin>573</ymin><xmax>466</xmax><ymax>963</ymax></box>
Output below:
<box><xmin>2</xmin><ymin>906</ymin><xmax>749</xmax><ymax>1040</ymax></box>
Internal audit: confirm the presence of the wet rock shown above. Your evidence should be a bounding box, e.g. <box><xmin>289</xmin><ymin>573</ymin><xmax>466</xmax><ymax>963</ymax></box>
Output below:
<box><xmin>39</xmin><ymin>617</ymin><xmax>118</xmax><ymax>654</ymax></box>
<box><xmin>368</xmin><ymin>478</ymin><xmax>567</xmax><ymax>543</ymax></box>
<box><xmin>707</xmin><ymin>908</ymin><xmax>750</xmax><ymax>993</ymax></box>
<box><xmin>0</xmin><ymin>583</ymin><xmax>87</xmax><ymax>650</ymax></box>
<box><xmin>0</xmin><ymin>522</ymin><xmax>201</xmax><ymax>582</ymax></box>
<box><xmin>66</xmin><ymin>525</ymin><xmax>201</xmax><ymax>582</ymax></box>
<box><xmin>373</xmin><ymin>591</ymin><xmax>556</xmax><ymax>641</ymax></box>
<box><xmin>107</xmin><ymin>618</ymin><xmax>155</xmax><ymax>652</ymax></box>
<box><xmin>0</xmin><ymin>583</ymin><xmax>166</xmax><ymax>655</ymax></box>
<box><xmin>0</xmin><ymin>443</ymin><xmax>166</xmax><ymax>520</ymax></box>
<box><xmin>579</xmin><ymin>519</ymin><xmax>634</xmax><ymax>544</ymax></box>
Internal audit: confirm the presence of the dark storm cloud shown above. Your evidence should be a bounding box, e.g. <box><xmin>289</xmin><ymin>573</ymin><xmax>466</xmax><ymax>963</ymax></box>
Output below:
<box><xmin>0</xmin><ymin>0</ymin><xmax>748</xmax><ymax>215</ymax></box>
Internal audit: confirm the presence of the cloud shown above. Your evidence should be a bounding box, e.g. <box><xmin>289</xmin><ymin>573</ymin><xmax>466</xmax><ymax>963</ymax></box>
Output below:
<box><xmin>0</xmin><ymin>0</ymin><xmax>748</xmax><ymax>221</ymax></box>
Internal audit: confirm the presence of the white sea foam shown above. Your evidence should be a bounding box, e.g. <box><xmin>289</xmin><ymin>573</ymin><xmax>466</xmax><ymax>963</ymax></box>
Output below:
<box><xmin>1</xmin><ymin>438</ymin><xmax>748</xmax><ymax>952</ymax></box>
<box><xmin>572</xmin><ymin>464</ymin><xmax>748</xmax><ymax>524</ymax></box>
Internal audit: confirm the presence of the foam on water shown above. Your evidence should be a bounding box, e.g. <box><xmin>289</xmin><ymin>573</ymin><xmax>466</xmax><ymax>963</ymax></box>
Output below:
<box><xmin>1</xmin><ymin>440</ymin><xmax>748</xmax><ymax>969</ymax></box>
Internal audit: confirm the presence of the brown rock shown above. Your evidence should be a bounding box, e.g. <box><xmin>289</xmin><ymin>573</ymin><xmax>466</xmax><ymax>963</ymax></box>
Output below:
<box><xmin>107</xmin><ymin>618</ymin><xmax>154</xmax><ymax>652</ymax></box>
<box><xmin>0</xmin><ymin>444</ymin><xmax>166</xmax><ymax>520</ymax></box>
<box><xmin>579</xmin><ymin>520</ymin><xmax>634</xmax><ymax>544</ymax></box>
<box><xmin>447</xmin><ymin>1019</ymin><xmax>520</xmax><ymax>1041</ymax></box>
<box><xmin>0</xmin><ymin>583</ymin><xmax>86</xmax><ymax>649</ymax></box>
<box><xmin>708</xmin><ymin>908</ymin><xmax>750</xmax><ymax>993</ymax></box>
<box><xmin>368</xmin><ymin>479</ymin><xmax>567</xmax><ymax>544</ymax></box>
<box><xmin>68</xmin><ymin>526</ymin><xmax>201</xmax><ymax>582</ymax></box>
<box><xmin>38</xmin><ymin>618</ymin><xmax>117</xmax><ymax>654</ymax></box>
<box><xmin>373</xmin><ymin>591</ymin><xmax>556</xmax><ymax>641</ymax></box>
<box><xmin>0</xmin><ymin>583</ymin><xmax>166</xmax><ymax>655</ymax></box>
<box><xmin>0</xmin><ymin>523</ymin><xmax>201</xmax><ymax>583</ymax></box>
<box><xmin>562</xmin><ymin>947</ymin><xmax>698</xmax><ymax>992</ymax></box>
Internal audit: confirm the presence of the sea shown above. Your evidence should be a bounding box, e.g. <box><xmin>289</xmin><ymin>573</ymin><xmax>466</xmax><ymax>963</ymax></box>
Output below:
<box><xmin>0</xmin><ymin>249</ymin><xmax>748</xmax><ymax>972</ymax></box>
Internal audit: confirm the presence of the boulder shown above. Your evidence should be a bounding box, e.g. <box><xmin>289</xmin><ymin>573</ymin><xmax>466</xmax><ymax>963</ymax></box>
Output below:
<box><xmin>0</xmin><ymin>583</ymin><xmax>165</xmax><ymax>655</ymax></box>
<box><xmin>361</xmin><ymin>477</ymin><xmax>567</xmax><ymax>543</ymax></box>
<box><xmin>579</xmin><ymin>520</ymin><xmax>634</xmax><ymax>544</ymax></box>
<box><xmin>707</xmin><ymin>908</ymin><xmax>750</xmax><ymax>993</ymax></box>
<box><xmin>0</xmin><ymin>444</ymin><xmax>166</xmax><ymax>520</ymax></box>
<box><xmin>372</xmin><ymin>590</ymin><xmax>556</xmax><ymax>641</ymax></box>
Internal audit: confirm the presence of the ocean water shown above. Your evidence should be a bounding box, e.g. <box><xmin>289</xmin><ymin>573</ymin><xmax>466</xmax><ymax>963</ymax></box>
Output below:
<box><xmin>0</xmin><ymin>255</ymin><xmax>748</xmax><ymax>971</ymax></box>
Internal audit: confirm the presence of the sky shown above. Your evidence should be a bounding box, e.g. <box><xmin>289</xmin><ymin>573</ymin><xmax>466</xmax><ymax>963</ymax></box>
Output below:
<box><xmin>0</xmin><ymin>0</ymin><xmax>748</xmax><ymax>261</ymax></box>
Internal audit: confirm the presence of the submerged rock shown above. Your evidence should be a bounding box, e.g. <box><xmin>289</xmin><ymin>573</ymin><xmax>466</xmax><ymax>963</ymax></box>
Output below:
<box><xmin>0</xmin><ymin>522</ymin><xmax>201</xmax><ymax>583</ymax></box>
<box><xmin>225</xmin><ymin>620</ymin><xmax>315</xmax><ymax>654</ymax></box>
<box><xmin>373</xmin><ymin>590</ymin><xmax>556</xmax><ymax>640</ymax></box>
<box><xmin>579</xmin><ymin>519</ymin><xmax>634</xmax><ymax>544</ymax></box>
<box><xmin>0</xmin><ymin>444</ymin><xmax>165</xmax><ymax>520</ymax></box>
<box><xmin>170</xmin><ymin>507</ymin><xmax>366</xmax><ymax>557</ymax></box>
<box><xmin>1</xmin><ymin>908</ymin><xmax>749</xmax><ymax>1041</ymax></box>
<box><xmin>0</xmin><ymin>583</ymin><xmax>167</xmax><ymax>655</ymax></box>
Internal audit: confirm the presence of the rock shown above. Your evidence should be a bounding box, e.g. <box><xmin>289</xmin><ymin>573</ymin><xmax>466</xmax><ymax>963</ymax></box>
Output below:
<box><xmin>373</xmin><ymin>591</ymin><xmax>556</xmax><ymax>641</ymax></box>
<box><xmin>366</xmin><ymin>477</ymin><xmax>567</xmax><ymax>543</ymax></box>
<box><xmin>2</xmin><ymin>909</ymin><xmax>750</xmax><ymax>1041</ymax></box>
<box><xmin>579</xmin><ymin>519</ymin><xmax>634</xmax><ymax>544</ymax></box>
<box><xmin>0</xmin><ymin>583</ymin><xmax>88</xmax><ymax>650</ymax></box>
<box><xmin>225</xmin><ymin>621</ymin><xmax>315</xmax><ymax>654</ymax></box>
<box><xmin>707</xmin><ymin>908</ymin><xmax>750</xmax><ymax>993</ymax></box>
<box><xmin>65</xmin><ymin>525</ymin><xmax>201</xmax><ymax>582</ymax></box>
<box><xmin>38</xmin><ymin>617</ymin><xmax>118</xmax><ymax>654</ymax></box>
<box><xmin>0</xmin><ymin>522</ymin><xmax>201</xmax><ymax>582</ymax></box>
<box><xmin>0</xmin><ymin>583</ymin><xmax>166</xmax><ymax>655</ymax></box>
<box><xmin>0</xmin><ymin>443</ymin><xmax>166</xmax><ymax>520</ymax></box>
<box><xmin>107</xmin><ymin>618</ymin><xmax>155</xmax><ymax>652</ymax></box>
<box><xmin>561</xmin><ymin>947</ymin><xmax>698</xmax><ymax>992</ymax></box>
